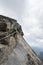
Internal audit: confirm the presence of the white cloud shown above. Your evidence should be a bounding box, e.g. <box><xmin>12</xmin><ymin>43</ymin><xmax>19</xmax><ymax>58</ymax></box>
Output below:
<box><xmin>21</xmin><ymin>0</ymin><xmax>43</xmax><ymax>48</ymax></box>
<box><xmin>0</xmin><ymin>0</ymin><xmax>43</xmax><ymax>48</ymax></box>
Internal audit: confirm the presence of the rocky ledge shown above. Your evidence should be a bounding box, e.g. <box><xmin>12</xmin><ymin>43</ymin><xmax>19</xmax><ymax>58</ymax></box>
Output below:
<box><xmin>0</xmin><ymin>15</ymin><xmax>43</xmax><ymax>65</ymax></box>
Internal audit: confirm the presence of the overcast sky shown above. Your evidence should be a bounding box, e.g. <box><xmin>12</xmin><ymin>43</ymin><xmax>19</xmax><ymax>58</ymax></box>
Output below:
<box><xmin>0</xmin><ymin>0</ymin><xmax>43</xmax><ymax>48</ymax></box>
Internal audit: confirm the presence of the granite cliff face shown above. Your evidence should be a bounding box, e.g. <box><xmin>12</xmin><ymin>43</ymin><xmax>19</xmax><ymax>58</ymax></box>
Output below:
<box><xmin>0</xmin><ymin>15</ymin><xmax>43</xmax><ymax>65</ymax></box>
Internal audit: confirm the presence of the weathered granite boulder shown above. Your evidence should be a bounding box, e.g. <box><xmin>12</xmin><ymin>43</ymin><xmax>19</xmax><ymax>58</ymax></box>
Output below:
<box><xmin>0</xmin><ymin>15</ymin><xmax>42</xmax><ymax>65</ymax></box>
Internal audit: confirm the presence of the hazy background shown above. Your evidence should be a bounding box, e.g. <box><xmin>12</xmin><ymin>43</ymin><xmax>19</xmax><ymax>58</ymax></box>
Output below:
<box><xmin>0</xmin><ymin>0</ymin><xmax>43</xmax><ymax>50</ymax></box>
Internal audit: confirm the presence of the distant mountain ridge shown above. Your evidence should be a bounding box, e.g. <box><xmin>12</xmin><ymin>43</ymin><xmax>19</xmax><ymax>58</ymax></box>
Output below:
<box><xmin>32</xmin><ymin>46</ymin><xmax>43</xmax><ymax>62</ymax></box>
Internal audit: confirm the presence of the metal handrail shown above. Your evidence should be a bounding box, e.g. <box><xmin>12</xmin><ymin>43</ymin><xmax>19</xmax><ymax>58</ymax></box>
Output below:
<box><xmin>0</xmin><ymin>31</ymin><xmax>16</xmax><ymax>41</ymax></box>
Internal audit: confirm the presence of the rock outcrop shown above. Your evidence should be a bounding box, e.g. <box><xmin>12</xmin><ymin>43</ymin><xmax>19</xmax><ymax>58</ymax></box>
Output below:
<box><xmin>0</xmin><ymin>15</ymin><xmax>43</xmax><ymax>65</ymax></box>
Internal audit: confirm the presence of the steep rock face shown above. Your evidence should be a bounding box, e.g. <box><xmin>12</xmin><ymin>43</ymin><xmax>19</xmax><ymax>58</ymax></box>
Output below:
<box><xmin>0</xmin><ymin>15</ymin><xmax>43</xmax><ymax>65</ymax></box>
